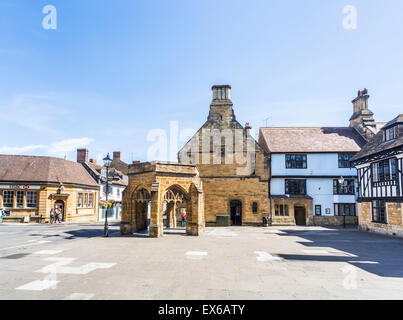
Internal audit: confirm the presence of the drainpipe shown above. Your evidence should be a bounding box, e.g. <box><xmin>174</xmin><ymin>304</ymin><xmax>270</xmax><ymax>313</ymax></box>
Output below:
<box><xmin>269</xmin><ymin>154</ymin><xmax>273</xmax><ymax>226</ymax></box>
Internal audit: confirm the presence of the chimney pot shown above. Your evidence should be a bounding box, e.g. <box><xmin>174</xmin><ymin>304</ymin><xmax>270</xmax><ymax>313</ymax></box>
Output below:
<box><xmin>132</xmin><ymin>160</ymin><xmax>140</xmax><ymax>164</ymax></box>
<box><xmin>89</xmin><ymin>159</ymin><xmax>97</xmax><ymax>164</ymax></box>
<box><xmin>212</xmin><ymin>85</ymin><xmax>231</xmax><ymax>101</ymax></box>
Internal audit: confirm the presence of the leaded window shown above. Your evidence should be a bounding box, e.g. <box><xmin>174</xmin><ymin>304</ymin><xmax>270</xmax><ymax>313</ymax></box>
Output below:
<box><xmin>275</xmin><ymin>204</ymin><xmax>289</xmax><ymax>216</ymax></box>
<box><xmin>333</xmin><ymin>179</ymin><xmax>355</xmax><ymax>195</ymax></box>
<box><xmin>285</xmin><ymin>179</ymin><xmax>306</xmax><ymax>195</ymax></box>
<box><xmin>334</xmin><ymin>203</ymin><xmax>356</xmax><ymax>216</ymax></box>
<box><xmin>372</xmin><ymin>158</ymin><xmax>398</xmax><ymax>182</ymax></box>
<box><xmin>372</xmin><ymin>200</ymin><xmax>386</xmax><ymax>223</ymax></box>
<box><xmin>285</xmin><ymin>154</ymin><xmax>307</xmax><ymax>169</ymax></box>
<box><xmin>338</xmin><ymin>153</ymin><xmax>354</xmax><ymax>168</ymax></box>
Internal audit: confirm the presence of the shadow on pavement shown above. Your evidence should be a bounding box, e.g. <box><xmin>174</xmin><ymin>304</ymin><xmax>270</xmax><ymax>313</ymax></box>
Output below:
<box><xmin>275</xmin><ymin>228</ymin><xmax>403</xmax><ymax>278</ymax></box>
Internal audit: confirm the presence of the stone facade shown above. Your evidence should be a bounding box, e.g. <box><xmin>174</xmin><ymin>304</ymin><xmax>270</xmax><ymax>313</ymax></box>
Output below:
<box><xmin>0</xmin><ymin>184</ymin><xmax>99</xmax><ymax>223</ymax></box>
<box><xmin>358</xmin><ymin>201</ymin><xmax>403</xmax><ymax>238</ymax></box>
<box><xmin>178</xmin><ymin>85</ymin><xmax>270</xmax><ymax>226</ymax></box>
<box><xmin>271</xmin><ymin>196</ymin><xmax>314</xmax><ymax>226</ymax></box>
<box><xmin>120</xmin><ymin>162</ymin><xmax>204</xmax><ymax>237</ymax></box>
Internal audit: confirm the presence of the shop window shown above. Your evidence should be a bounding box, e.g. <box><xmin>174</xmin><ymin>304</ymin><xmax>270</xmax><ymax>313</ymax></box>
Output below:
<box><xmin>16</xmin><ymin>191</ymin><xmax>24</xmax><ymax>208</ymax></box>
<box><xmin>26</xmin><ymin>192</ymin><xmax>37</xmax><ymax>208</ymax></box>
<box><xmin>3</xmin><ymin>191</ymin><xmax>14</xmax><ymax>208</ymax></box>
<box><xmin>88</xmin><ymin>194</ymin><xmax>94</xmax><ymax>208</ymax></box>
<box><xmin>77</xmin><ymin>193</ymin><xmax>83</xmax><ymax>208</ymax></box>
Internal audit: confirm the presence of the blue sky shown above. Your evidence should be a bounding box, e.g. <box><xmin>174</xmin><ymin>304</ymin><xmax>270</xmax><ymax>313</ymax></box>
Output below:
<box><xmin>1</xmin><ymin>0</ymin><xmax>402</xmax><ymax>163</ymax></box>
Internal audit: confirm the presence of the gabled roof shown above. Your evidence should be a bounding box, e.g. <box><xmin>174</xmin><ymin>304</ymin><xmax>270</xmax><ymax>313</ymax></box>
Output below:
<box><xmin>383</xmin><ymin>114</ymin><xmax>403</xmax><ymax>130</ymax></box>
<box><xmin>351</xmin><ymin>119</ymin><xmax>403</xmax><ymax>163</ymax></box>
<box><xmin>0</xmin><ymin>155</ymin><xmax>99</xmax><ymax>188</ymax></box>
<box><xmin>259</xmin><ymin>127</ymin><xmax>366</xmax><ymax>153</ymax></box>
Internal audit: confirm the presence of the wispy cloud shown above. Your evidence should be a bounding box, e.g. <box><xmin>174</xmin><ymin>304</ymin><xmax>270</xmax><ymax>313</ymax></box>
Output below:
<box><xmin>0</xmin><ymin>93</ymin><xmax>69</xmax><ymax>132</ymax></box>
<box><xmin>48</xmin><ymin>138</ymin><xmax>94</xmax><ymax>156</ymax></box>
<box><xmin>0</xmin><ymin>137</ymin><xmax>94</xmax><ymax>157</ymax></box>
<box><xmin>0</xmin><ymin>144</ymin><xmax>47</xmax><ymax>154</ymax></box>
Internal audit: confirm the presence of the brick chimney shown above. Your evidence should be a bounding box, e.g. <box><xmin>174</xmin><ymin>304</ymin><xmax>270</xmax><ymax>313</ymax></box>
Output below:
<box><xmin>77</xmin><ymin>149</ymin><xmax>88</xmax><ymax>163</ymax></box>
<box><xmin>113</xmin><ymin>151</ymin><xmax>121</xmax><ymax>160</ymax></box>
<box><xmin>89</xmin><ymin>159</ymin><xmax>97</xmax><ymax>164</ymax></box>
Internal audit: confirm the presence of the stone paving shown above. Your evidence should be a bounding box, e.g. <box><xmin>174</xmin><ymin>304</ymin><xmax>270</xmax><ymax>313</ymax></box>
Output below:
<box><xmin>0</xmin><ymin>223</ymin><xmax>403</xmax><ymax>300</ymax></box>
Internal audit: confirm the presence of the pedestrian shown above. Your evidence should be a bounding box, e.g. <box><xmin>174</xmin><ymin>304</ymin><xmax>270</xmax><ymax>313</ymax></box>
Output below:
<box><xmin>50</xmin><ymin>208</ymin><xmax>55</xmax><ymax>224</ymax></box>
<box><xmin>181</xmin><ymin>210</ymin><xmax>186</xmax><ymax>227</ymax></box>
<box><xmin>0</xmin><ymin>207</ymin><xmax>5</xmax><ymax>223</ymax></box>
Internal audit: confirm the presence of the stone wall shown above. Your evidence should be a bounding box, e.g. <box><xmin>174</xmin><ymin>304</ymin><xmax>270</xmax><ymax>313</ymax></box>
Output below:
<box><xmin>358</xmin><ymin>201</ymin><xmax>403</xmax><ymax>237</ymax></box>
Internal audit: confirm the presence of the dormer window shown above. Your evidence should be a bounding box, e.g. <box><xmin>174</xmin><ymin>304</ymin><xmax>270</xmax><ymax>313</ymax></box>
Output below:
<box><xmin>385</xmin><ymin>125</ymin><xmax>403</xmax><ymax>142</ymax></box>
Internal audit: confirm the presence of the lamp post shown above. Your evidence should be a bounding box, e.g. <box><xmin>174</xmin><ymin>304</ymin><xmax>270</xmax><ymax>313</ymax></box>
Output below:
<box><xmin>103</xmin><ymin>153</ymin><xmax>112</xmax><ymax>237</ymax></box>
<box><xmin>338</xmin><ymin>176</ymin><xmax>346</xmax><ymax>228</ymax></box>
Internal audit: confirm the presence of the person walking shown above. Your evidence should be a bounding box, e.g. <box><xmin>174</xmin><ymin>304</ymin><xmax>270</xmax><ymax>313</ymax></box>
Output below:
<box><xmin>50</xmin><ymin>208</ymin><xmax>55</xmax><ymax>224</ymax></box>
<box><xmin>0</xmin><ymin>207</ymin><xmax>5</xmax><ymax>223</ymax></box>
<box><xmin>181</xmin><ymin>210</ymin><xmax>186</xmax><ymax>227</ymax></box>
<box><xmin>56</xmin><ymin>208</ymin><xmax>62</xmax><ymax>223</ymax></box>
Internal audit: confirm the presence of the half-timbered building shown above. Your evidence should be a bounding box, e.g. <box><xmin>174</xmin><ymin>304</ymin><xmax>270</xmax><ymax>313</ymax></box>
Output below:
<box><xmin>352</xmin><ymin>114</ymin><xmax>403</xmax><ymax>237</ymax></box>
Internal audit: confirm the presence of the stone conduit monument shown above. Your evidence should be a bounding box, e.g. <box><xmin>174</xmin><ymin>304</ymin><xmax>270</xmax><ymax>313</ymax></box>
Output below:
<box><xmin>121</xmin><ymin>85</ymin><xmax>270</xmax><ymax>237</ymax></box>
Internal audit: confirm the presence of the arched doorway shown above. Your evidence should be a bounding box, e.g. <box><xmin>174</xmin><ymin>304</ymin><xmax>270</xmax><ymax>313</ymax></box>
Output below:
<box><xmin>134</xmin><ymin>188</ymin><xmax>151</xmax><ymax>232</ymax></box>
<box><xmin>163</xmin><ymin>186</ymin><xmax>188</xmax><ymax>229</ymax></box>
<box><xmin>54</xmin><ymin>200</ymin><xmax>65</xmax><ymax>222</ymax></box>
<box><xmin>230</xmin><ymin>200</ymin><xmax>242</xmax><ymax>226</ymax></box>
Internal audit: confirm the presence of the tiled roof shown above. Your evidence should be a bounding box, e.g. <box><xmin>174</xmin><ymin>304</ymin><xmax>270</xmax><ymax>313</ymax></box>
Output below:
<box><xmin>383</xmin><ymin>114</ymin><xmax>403</xmax><ymax>129</ymax></box>
<box><xmin>85</xmin><ymin>162</ymin><xmax>128</xmax><ymax>187</ymax></box>
<box><xmin>259</xmin><ymin>127</ymin><xmax>366</xmax><ymax>153</ymax></box>
<box><xmin>110</xmin><ymin>159</ymin><xmax>129</xmax><ymax>175</ymax></box>
<box><xmin>0</xmin><ymin>155</ymin><xmax>99</xmax><ymax>188</ymax></box>
<box><xmin>351</xmin><ymin>127</ymin><xmax>403</xmax><ymax>162</ymax></box>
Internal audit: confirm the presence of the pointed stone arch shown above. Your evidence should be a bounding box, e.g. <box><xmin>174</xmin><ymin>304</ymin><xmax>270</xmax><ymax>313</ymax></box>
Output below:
<box><xmin>162</xmin><ymin>184</ymin><xmax>189</xmax><ymax>229</ymax></box>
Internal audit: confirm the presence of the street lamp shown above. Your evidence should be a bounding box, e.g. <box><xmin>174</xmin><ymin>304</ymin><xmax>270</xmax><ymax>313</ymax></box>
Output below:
<box><xmin>338</xmin><ymin>176</ymin><xmax>346</xmax><ymax>228</ymax></box>
<box><xmin>103</xmin><ymin>153</ymin><xmax>112</xmax><ymax>237</ymax></box>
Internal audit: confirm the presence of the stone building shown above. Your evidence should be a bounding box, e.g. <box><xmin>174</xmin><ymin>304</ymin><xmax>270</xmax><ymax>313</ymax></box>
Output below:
<box><xmin>352</xmin><ymin>114</ymin><xmax>403</xmax><ymax>237</ymax></box>
<box><xmin>178</xmin><ymin>85</ymin><xmax>270</xmax><ymax>227</ymax></box>
<box><xmin>121</xmin><ymin>85</ymin><xmax>270</xmax><ymax>237</ymax></box>
<box><xmin>120</xmin><ymin>162</ymin><xmax>204</xmax><ymax>237</ymax></box>
<box><xmin>0</xmin><ymin>155</ymin><xmax>99</xmax><ymax>223</ymax></box>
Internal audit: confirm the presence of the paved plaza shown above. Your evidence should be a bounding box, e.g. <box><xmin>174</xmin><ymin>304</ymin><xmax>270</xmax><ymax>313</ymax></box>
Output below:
<box><xmin>0</xmin><ymin>223</ymin><xmax>403</xmax><ymax>300</ymax></box>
